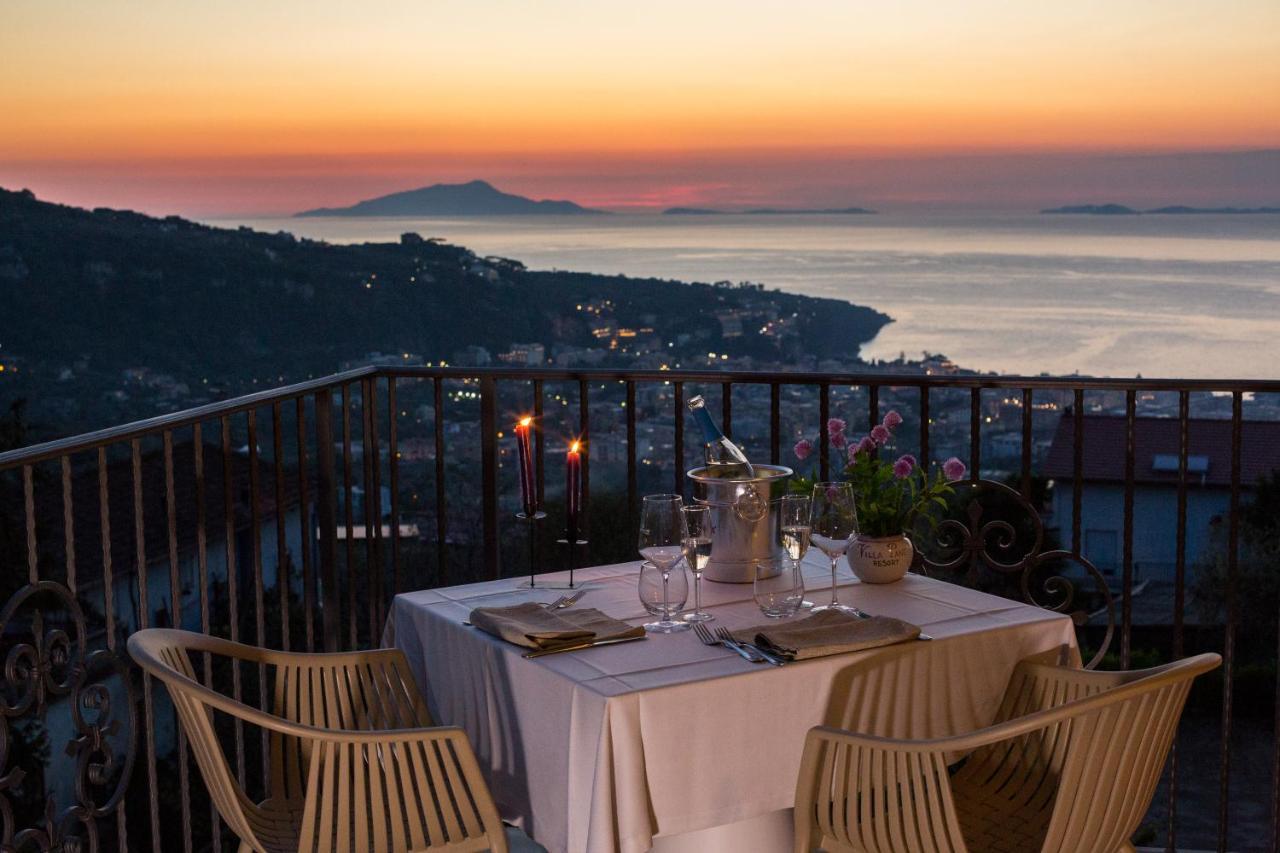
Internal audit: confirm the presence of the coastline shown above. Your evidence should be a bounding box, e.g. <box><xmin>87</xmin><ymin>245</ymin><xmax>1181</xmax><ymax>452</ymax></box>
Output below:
<box><xmin>211</xmin><ymin>211</ymin><xmax>1280</xmax><ymax>380</ymax></box>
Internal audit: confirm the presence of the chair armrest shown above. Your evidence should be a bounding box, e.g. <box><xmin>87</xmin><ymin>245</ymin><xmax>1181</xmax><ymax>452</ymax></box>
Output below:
<box><xmin>135</xmin><ymin>627</ymin><xmax>410</xmax><ymax>669</ymax></box>
<box><xmin>809</xmin><ymin>653</ymin><xmax>1221</xmax><ymax>757</ymax></box>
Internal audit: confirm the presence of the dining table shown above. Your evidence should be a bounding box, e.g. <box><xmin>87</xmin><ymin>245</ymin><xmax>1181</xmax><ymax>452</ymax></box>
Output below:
<box><xmin>385</xmin><ymin>554</ymin><xmax>1080</xmax><ymax>853</ymax></box>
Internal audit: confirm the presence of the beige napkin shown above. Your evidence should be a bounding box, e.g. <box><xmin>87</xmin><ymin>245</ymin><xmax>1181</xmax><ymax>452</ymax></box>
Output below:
<box><xmin>732</xmin><ymin>610</ymin><xmax>921</xmax><ymax>661</ymax></box>
<box><xmin>469</xmin><ymin>602</ymin><xmax>644</xmax><ymax>651</ymax></box>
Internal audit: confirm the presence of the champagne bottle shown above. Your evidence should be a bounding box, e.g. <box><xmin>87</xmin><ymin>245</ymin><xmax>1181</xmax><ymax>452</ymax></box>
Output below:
<box><xmin>687</xmin><ymin>395</ymin><xmax>754</xmax><ymax>478</ymax></box>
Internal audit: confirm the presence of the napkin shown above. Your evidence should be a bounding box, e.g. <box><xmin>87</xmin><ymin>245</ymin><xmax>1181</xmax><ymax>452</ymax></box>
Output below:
<box><xmin>732</xmin><ymin>609</ymin><xmax>920</xmax><ymax>661</ymax></box>
<box><xmin>469</xmin><ymin>602</ymin><xmax>644</xmax><ymax>651</ymax></box>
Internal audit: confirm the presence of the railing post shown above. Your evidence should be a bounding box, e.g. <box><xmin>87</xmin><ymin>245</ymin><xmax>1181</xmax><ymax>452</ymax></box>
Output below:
<box><xmin>480</xmin><ymin>375</ymin><xmax>500</xmax><ymax>579</ymax></box>
<box><xmin>315</xmin><ymin>388</ymin><xmax>340</xmax><ymax>652</ymax></box>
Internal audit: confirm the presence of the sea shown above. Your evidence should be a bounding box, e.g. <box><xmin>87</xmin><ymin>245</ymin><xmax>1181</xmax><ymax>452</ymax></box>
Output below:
<box><xmin>216</xmin><ymin>212</ymin><xmax>1280</xmax><ymax>381</ymax></box>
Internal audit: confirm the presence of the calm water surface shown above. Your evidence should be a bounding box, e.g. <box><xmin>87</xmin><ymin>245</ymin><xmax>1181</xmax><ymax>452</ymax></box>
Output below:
<box><xmin>216</xmin><ymin>213</ymin><xmax>1280</xmax><ymax>380</ymax></box>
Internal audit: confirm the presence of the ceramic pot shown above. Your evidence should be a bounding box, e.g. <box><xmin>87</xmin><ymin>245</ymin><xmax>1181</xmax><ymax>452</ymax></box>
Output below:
<box><xmin>847</xmin><ymin>534</ymin><xmax>913</xmax><ymax>584</ymax></box>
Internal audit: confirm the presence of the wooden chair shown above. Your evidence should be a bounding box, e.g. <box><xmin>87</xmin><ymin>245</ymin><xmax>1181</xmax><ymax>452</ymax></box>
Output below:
<box><xmin>129</xmin><ymin>628</ymin><xmax>524</xmax><ymax>853</ymax></box>
<box><xmin>794</xmin><ymin>652</ymin><xmax>1220</xmax><ymax>853</ymax></box>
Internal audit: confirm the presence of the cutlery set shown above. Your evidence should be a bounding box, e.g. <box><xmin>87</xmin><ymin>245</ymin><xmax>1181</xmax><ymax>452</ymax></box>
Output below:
<box><xmin>475</xmin><ymin>589</ymin><xmax>929</xmax><ymax>658</ymax></box>
<box><xmin>693</xmin><ymin>622</ymin><xmax>786</xmax><ymax>666</ymax></box>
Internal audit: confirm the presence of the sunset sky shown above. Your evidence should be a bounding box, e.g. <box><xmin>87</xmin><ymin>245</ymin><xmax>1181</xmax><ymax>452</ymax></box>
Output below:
<box><xmin>2</xmin><ymin>0</ymin><xmax>1278</xmax><ymax>215</ymax></box>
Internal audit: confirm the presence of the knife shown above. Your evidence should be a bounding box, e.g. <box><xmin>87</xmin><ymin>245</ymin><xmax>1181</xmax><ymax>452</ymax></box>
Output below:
<box><xmin>523</xmin><ymin>634</ymin><xmax>647</xmax><ymax>658</ymax></box>
<box><xmin>734</xmin><ymin>640</ymin><xmax>787</xmax><ymax>666</ymax></box>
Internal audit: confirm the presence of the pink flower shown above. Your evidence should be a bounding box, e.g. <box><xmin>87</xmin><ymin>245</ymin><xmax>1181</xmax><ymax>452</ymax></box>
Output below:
<box><xmin>847</xmin><ymin>444</ymin><xmax>860</xmax><ymax>464</ymax></box>
<box><xmin>853</xmin><ymin>435</ymin><xmax>877</xmax><ymax>456</ymax></box>
<box><xmin>882</xmin><ymin>410</ymin><xmax>903</xmax><ymax>429</ymax></box>
<box><xmin>830</xmin><ymin>430</ymin><xmax>847</xmax><ymax>450</ymax></box>
<box><xmin>892</xmin><ymin>456</ymin><xmax>914</xmax><ymax>479</ymax></box>
<box><xmin>793</xmin><ymin>438</ymin><xmax>813</xmax><ymax>461</ymax></box>
<box><xmin>943</xmin><ymin>457</ymin><xmax>967</xmax><ymax>481</ymax></box>
<box><xmin>826</xmin><ymin>417</ymin><xmax>847</xmax><ymax>438</ymax></box>
<box><xmin>870</xmin><ymin>424</ymin><xmax>891</xmax><ymax>445</ymax></box>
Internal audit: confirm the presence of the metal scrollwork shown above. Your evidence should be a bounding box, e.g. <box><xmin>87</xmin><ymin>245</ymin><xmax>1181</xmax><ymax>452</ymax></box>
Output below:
<box><xmin>0</xmin><ymin>582</ymin><xmax>136</xmax><ymax>851</ymax></box>
<box><xmin>917</xmin><ymin>479</ymin><xmax>1115</xmax><ymax>669</ymax></box>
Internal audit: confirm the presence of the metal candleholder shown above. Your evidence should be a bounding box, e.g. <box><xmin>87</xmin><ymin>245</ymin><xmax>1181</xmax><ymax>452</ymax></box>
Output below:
<box><xmin>554</xmin><ymin>529</ymin><xmax>590</xmax><ymax>590</ymax></box>
<box><xmin>514</xmin><ymin>510</ymin><xmax>547</xmax><ymax>589</ymax></box>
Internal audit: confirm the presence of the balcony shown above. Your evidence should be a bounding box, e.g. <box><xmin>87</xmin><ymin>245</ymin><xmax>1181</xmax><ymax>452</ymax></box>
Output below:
<box><xmin>1</xmin><ymin>365</ymin><xmax>1277</xmax><ymax>851</ymax></box>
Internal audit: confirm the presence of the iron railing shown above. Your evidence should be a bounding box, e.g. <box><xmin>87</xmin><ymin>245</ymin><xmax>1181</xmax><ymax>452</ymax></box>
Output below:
<box><xmin>0</xmin><ymin>365</ymin><xmax>1277</xmax><ymax>852</ymax></box>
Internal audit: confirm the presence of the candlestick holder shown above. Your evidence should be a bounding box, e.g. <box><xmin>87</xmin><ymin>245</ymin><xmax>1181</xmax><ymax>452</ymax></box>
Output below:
<box><xmin>514</xmin><ymin>510</ymin><xmax>548</xmax><ymax>589</ymax></box>
<box><xmin>554</xmin><ymin>531</ymin><xmax>590</xmax><ymax>590</ymax></box>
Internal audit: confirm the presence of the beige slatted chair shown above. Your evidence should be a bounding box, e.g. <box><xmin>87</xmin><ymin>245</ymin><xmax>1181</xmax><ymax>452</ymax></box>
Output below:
<box><xmin>794</xmin><ymin>652</ymin><xmax>1220</xmax><ymax>853</ymax></box>
<box><xmin>129</xmin><ymin>628</ymin><xmax>524</xmax><ymax>853</ymax></box>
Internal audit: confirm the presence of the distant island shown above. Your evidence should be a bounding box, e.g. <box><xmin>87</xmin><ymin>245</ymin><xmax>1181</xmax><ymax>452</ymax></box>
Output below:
<box><xmin>1042</xmin><ymin>203</ymin><xmax>1280</xmax><ymax>215</ymax></box>
<box><xmin>663</xmin><ymin>206</ymin><xmax>876</xmax><ymax>215</ymax></box>
<box><xmin>1146</xmin><ymin>205</ymin><xmax>1280</xmax><ymax>214</ymax></box>
<box><xmin>296</xmin><ymin>179</ymin><xmax>602</xmax><ymax>217</ymax></box>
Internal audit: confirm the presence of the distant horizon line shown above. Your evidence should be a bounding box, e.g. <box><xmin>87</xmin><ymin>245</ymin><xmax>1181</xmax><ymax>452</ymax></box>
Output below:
<box><xmin>12</xmin><ymin>187</ymin><xmax>1278</xmax><ymax>222</ymax></box>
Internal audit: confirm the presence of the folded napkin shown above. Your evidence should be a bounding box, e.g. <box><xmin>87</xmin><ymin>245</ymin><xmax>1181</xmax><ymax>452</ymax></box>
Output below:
<box><xmin>732</xmin><ymin>610</ymin><xmax>920</xmax><ymax>661</ymax></box>
<box><xmin>469</xmin><ymin>602</ymin><xmax>644</xmax><ymax>651</ymax></box>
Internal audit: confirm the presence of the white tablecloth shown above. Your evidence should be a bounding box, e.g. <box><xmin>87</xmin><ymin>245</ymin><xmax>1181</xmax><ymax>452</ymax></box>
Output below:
<box><xmin>387</xmin><ymin>556</ymin><xmax>1079</xmax><ymax>853</ymax></box>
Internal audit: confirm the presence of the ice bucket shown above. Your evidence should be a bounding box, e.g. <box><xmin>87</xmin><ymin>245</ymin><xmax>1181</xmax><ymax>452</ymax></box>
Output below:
<box><xmin>687</xmin><ymin>464</ymin><xmax>793</xmax><ymax>583</ymax></box>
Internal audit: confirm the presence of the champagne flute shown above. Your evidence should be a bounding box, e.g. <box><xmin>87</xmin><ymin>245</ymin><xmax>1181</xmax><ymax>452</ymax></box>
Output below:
<box><xmin>808</xmin><ymin>482</ymin><xmax>859</xmax><ymax>613</ymax></box>
<box><xmin>779</xmin><ymin>494</ymin><xmax>814</xmax><ymax>609</ymax></box>
<box><xmin>681</xmin><ymin>505</ymin><xmax>714</xmax><ymax>622</ymax></box>
<box><xmin>639</xmin><ymin>494</ymin><xmax>691</xmax><ymax>633</ymax></box>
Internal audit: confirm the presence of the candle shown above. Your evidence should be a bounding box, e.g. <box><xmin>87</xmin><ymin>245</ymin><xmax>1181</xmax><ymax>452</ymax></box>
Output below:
<box><xmin>566</xmin><ymin>440</ymin><xmax>582</xmax><ymax>539</ymax></box>
<box><xmin>514</xmin><ymin>417</ymin><xmax>536</xmax><ymax>516</ymax></box>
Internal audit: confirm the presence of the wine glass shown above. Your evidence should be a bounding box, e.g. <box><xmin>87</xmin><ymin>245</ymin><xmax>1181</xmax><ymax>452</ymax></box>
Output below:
<box><xmin>638</xmin><ymin>494</ymin><xmax>691</xmax><ymax>633</ymax></box>
<box><xmin>779</xmin><ymin>494</ymin><xmax>813</xmax><ymax>609</ymax></box>
<box><xmin>808</xmin><ymin>482</ymin><xmax>859</xmax><ymax>613</ymax></box>
<box><xmin>680</xmin><ymin>505</ymin><xmax>714</xmax><ymax>622</ymax></box>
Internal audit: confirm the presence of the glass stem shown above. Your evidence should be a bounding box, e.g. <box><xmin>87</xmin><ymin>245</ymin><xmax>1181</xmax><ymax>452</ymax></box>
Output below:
<box><xmin>694</xmin><ymin>572</ymin><xmax>702</xmax><ymax>613</ymax></box>
<box><xmin>661</xmin><ymin>570</ymin><xmax>671</xmax><ymax>621</ymax></box>
<box><xmin>830</xmin><ymin>557</ymin><xmax>839</xmax><ymax>606</ymax></box>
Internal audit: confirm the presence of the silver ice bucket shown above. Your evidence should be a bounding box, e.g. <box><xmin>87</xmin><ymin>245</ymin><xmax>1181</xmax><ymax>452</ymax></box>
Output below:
<box><xmin>687</xmin><ymin>464</ymin><xmax>793</xmax><ymax>583</ymax></box>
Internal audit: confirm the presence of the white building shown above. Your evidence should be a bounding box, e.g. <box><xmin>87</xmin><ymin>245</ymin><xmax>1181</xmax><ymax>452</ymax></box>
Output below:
<box><xmin>1044</xmin><ymin>413</ymin><xmax>1280</xmax><ymax>583</ymax></box>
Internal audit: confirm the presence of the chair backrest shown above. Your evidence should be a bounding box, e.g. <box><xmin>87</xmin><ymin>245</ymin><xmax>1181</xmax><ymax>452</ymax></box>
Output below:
<box><xmin>1030</xmin><ymin>654</ymin><xmax>1219</xmax><ymax>852</ymax></box>
<box><xmin>795</xmin><ymin>652</ymin><xmax>1219</xmax><ymax>853</ymax></box>
<box><xmin>266</xmin><ymin>644</ymin><xmax>431</xmax><ymax>807</ymax></box>
<box><xmin>953</xmin><ymin>652</ymin><xmax>1219</xmax><ymax>852</ymax></box>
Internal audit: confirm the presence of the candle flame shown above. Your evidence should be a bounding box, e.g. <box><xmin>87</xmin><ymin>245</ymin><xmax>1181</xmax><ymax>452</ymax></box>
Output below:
<box><xmin>570</xmin><ymin>440</ymin><xmax>581</xmax><ymax>453</ymax></box>
<box><xmin>518</xmin><ymin>416</ymin><xmax>532</xmax><ymax>427</ymax></box>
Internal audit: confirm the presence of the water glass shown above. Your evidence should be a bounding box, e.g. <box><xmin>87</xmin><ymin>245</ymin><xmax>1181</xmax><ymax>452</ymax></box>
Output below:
<box><xmin>753</xmin><ymin>557</ymin><xmax>805</xmax><ymax>618</ymax></box>
<box><xmin>639</xmin><ymin>560</ymin><xmax>689</xmax><ymax>616</ymax></box>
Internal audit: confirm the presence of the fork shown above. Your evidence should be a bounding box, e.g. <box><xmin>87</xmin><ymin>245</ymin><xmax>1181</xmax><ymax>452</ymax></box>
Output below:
<box><xmin>552</xmin><ymin>589</ymin><xmax>587</xmax><ymax>609</ymax></box>
<box><xmin>716</xmin><ymin>627</ymin><xmax>785</xmax><ymax>666</ymax></box>
<box><xmin>464</xmin><ymin>589</ymin><xmax>586</xmax><ymax>625</ymax></box>
<box><xmin>693</xmin><ymin>622</ymin><xmax>764</xmax><ymax>664</ymax></box>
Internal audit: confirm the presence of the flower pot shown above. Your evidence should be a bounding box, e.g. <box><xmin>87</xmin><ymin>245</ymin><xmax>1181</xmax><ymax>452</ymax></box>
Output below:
<box><xmin>847</xmin><ymin>534</ymin><xmax>913</xmax><ymax>584</ymax></box>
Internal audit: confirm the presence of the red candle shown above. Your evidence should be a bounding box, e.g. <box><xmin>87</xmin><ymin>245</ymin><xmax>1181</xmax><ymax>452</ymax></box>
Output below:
<box><xmin>514</xmin><ymin>417</ymin><xmax>536</xmax><ymax>516</ymax></box>
<box><xmin>566</xmin><ymin>440</ymin><xmax>582</xmax><ymax>538</ymax></box>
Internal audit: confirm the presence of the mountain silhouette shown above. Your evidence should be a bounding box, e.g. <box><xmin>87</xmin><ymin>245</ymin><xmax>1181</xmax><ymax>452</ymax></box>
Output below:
<box><xmin>296</xmin><ymin>180</ymin><xmax>601</xmax><ymax>217</ymax></box>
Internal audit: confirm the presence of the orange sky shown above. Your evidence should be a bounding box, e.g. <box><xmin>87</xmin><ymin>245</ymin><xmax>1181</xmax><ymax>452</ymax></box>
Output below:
<box><xmin>2</xmin><ymin>0</ymin><xmax>1277</xmax><ymax>214</ymax></box>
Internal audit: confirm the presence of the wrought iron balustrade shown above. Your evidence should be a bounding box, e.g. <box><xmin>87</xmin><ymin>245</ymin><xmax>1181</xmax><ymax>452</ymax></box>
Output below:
<box><xmin>0</xmin><ymin>365</ymin><xmax>1277</xmax><ymax>852</ymax></box>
